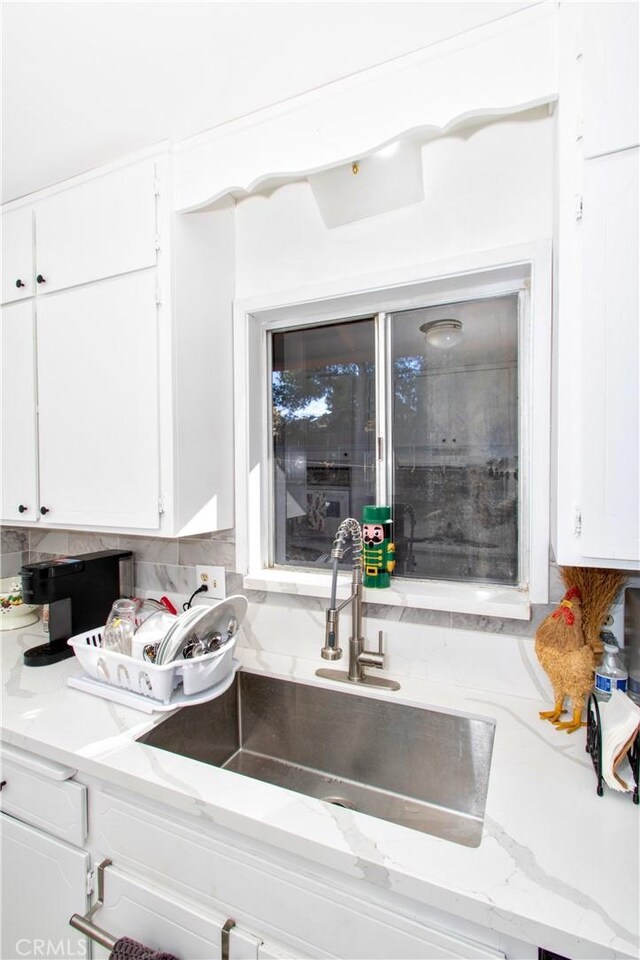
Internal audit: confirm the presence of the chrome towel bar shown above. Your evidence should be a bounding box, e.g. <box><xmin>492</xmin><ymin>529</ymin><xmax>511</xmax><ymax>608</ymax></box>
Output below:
<box><xmin>68</xmin><ymin>857</ymin><xmax>236</xmax><ymax>959</ymax></box>
<box><xmin>69</xmin><ymin>912</ymin><xmax>117</xmax><ymax>951</ymax></box>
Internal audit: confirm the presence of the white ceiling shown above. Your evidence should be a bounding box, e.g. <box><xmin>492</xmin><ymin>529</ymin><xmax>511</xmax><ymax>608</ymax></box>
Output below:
<box><xmin>1</xmin><ymin>1</ymin><xmax>535</xmax><ymax>203</ymax></box>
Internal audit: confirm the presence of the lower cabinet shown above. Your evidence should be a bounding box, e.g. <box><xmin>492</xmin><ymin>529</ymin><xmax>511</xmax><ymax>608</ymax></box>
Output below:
<box><xmin>90</xmin><ymin>867</ymin><xmax>227</xmax><ymax>960</ymax></box>
<box><xmin>84</xmin><ymin>787</ymin><xmax>517</xmax><ymax>960</ymax></box>
<box><xmin>0</xmin><ymin>813</ymin><xmax>90</xmax><ymax>960</ymax></box>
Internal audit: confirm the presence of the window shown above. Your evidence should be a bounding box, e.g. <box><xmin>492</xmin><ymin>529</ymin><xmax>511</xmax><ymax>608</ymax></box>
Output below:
<box><xmin>271</xmin><ymin>318</ymin><xmax>376</xmax><ymax>567</ymax></box>
<box><xmin>235</xmin><ymin>245</ymin><xmax>551</xmax><ymax>615</ymax></box>
<box><xmin>270</xmin><ymin>295</ymin><xmax>519</xmax><ymax>587</ymax></box>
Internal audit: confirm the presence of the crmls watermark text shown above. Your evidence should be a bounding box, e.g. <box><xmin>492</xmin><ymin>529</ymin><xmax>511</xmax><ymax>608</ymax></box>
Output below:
<box><xmin>13</xmin><ymin>939</ymin><xmax>88</xmax><ymax>958</ymax></box>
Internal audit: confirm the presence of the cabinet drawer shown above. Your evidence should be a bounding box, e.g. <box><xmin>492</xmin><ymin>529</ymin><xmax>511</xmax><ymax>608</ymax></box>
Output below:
<box><xmin>0</xmin><ymin>746</ymin><xmax>87</xmax><ymax>845</ymax></box>
<box><xmin>92</xmin><ymin>792</ymin><xmax>503</xmax><ymax>960</ymax></box>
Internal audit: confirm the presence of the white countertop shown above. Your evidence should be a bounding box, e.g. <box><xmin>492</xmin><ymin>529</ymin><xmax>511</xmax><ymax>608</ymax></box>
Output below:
<box><xmin>1</xmin><ymin>629</ymin><xmax>639</xmax><ymax>960</ymax></box>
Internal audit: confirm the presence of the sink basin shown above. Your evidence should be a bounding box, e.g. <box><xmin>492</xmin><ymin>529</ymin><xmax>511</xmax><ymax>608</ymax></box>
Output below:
<box><xmin>138</xmin><ymin>671</ymin><xmax>495</xmax><ymax>847</ymax></box>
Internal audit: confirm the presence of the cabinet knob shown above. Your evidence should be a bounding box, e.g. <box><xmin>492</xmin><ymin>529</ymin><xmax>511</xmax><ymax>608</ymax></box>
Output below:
<box><xmin>40</xmin><ymin>506</ymin><xmax>50</xmax><ymax>515</ymax></box>
<box><xmin>18</xmin><ymin>504</ymin><xmax>28</xmax><ymax>514</ymax></box>
<box><xmin>0</xmin><ymin>781</ymin><xmax>6</xmax><ymax>791</ymax></box>
<box><xmin>36</xmin><ymin>274</ymin><xmax>46</xmax><ymax>284</ymax></box>
<box><xmin>15</xmin><ymin>279</ymin><xmax>25</xmax><ymax>289</ymax></box>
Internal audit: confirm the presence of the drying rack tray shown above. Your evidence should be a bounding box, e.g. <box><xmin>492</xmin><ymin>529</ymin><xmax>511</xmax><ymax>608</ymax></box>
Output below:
<box><xmin>68</xmin><ymin>660</ymin><xmax>240</xmax><ymax>714</ymax></box>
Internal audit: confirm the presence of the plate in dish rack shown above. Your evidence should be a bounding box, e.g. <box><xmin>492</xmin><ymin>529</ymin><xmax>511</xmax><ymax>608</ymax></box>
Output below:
<box><xmin>156</xmin><ymin>595</ymin><xmax>248</xmax><ymax>665</ymax></box>
<box><xmin>67</xmin><ymin>659</ymin><xmax>240</xmax><ymax>714</ymax></box>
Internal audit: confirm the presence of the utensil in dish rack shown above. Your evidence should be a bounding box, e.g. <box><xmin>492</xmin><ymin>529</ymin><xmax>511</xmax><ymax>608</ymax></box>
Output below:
<box><xmin>155</xmin><ymin>595</ymin><xmax>248</xmax><ymax>664</ymax></box>
<box><xmin>155</xmin><ymin>605</ymin><xmax>205</xmax><ymax>664</ymax></box>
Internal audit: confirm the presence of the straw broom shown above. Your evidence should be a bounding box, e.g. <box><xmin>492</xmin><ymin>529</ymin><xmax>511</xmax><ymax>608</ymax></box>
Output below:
<box><xmin>560</xmin><ymin>567</ymin><xmax>627</xmax><ymax>655</ymax></box>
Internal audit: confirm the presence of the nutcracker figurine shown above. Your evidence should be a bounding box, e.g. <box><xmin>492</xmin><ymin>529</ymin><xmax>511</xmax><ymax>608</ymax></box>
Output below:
<box><xmin>361</xmin><ymin>505</ymin><xmax>395</xmax><ymax>588</ymax></box>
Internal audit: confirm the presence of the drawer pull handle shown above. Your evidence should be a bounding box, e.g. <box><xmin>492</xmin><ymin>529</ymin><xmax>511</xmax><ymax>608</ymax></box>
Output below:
<box><xmin>222</xmin><ymin>918</ymin><xmax>236</xmax><ymax>960</ymax></box>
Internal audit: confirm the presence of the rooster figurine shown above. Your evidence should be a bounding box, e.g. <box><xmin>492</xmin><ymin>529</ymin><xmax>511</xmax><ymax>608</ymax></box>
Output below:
<box><xmin>535</xmin><ymin>586</ymin><xmax>600</xmax><ymax>734</ymax></box>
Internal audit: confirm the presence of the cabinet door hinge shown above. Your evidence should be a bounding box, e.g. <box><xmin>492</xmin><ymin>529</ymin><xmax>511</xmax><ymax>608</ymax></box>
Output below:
<box><xmin>573</xmin><ymin>506</ymin><xmax>582</xmax><ymax>538</ymax></box>
<box><xmin>158</xmin><ymin>497</ymin><xmax>165</xmax><ymax>516</ymax></box>
<box><xmin>86</xmin><ymin>869</ymin><xmax>95</xmax><ymax>896</ymax></box>
<box><xmin>155</xmin><ymin>234</ymin><xmax>161</xmax><ymax>252</ymax></box>
<box><xmin>155</xmin><ymin>286</ymin><xmax>162</xmax><ymax>306</ymax></box>
<box><xmin>153</xmin><ymin>177</ymin><xmax>161</xmax><ymax>198</ymax></box>
<box><xmin>575</xmin><ymin>195</ymin><xmax>584</xmax><ymax>221</ymax></box>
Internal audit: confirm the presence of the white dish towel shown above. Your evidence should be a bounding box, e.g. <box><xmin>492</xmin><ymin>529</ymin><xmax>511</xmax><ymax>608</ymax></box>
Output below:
<box><xmin>598</xmin><ymin>690</ymin><xmax>640</xmax><ymax>792</ymax></box>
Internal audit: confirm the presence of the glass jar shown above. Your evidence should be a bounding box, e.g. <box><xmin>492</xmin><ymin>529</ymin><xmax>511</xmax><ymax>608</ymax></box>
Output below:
<box><xmin>102</xmin><ymin>598</ymin><xmax>138</xmax><ymax>656</ymax></box>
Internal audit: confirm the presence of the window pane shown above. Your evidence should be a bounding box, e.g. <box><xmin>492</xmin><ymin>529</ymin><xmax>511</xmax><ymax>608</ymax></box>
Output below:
<box><xmin>391</xmin><ymin>295</ymin><xmax>519</xmax><ymax>585</ymax></box>
<box><xmin>272</xmin><ymin>319</ymin><xmax>376</xmax><ymax>566</ymax></box>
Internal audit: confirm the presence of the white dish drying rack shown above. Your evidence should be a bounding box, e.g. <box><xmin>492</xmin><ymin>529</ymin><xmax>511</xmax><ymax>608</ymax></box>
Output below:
<box><xmin>67</xmin><ymin>625</ymin><xmax>236</xmax><ymax>707</ymax></box>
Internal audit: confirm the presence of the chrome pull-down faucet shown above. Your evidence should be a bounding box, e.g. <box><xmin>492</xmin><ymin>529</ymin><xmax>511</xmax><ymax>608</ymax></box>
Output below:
<box><xmin>317</xmin><ymin>518</ymin><xmax>400</xmax><ymax>691</ymax></box>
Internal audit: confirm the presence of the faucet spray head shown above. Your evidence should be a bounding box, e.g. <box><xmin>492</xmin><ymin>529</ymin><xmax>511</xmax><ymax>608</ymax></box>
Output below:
<box><xmin>321</xmin><ymin>608</ymin><xmax>343</xmax><ymax>660</ymax></box>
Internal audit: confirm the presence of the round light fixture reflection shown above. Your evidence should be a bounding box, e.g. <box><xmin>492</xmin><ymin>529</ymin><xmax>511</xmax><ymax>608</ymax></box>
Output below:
<box><xmin>419</xmin><ymin>318</ymin><xmax>463</xmax><ymax>350</ymax></box>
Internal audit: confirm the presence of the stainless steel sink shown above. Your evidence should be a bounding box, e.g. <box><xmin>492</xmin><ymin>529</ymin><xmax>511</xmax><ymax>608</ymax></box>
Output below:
<box><xmin>138</xmin><ymin>671</ymin><xmax>495</xmax><ymax>847</ymax></box>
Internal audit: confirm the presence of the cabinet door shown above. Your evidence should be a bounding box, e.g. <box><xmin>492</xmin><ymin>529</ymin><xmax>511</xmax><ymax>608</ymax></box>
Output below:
<box><xmin>581</xmin><ymin>148</ymin><xmax>639</xmax><ymax>562</ymax></box>
<box><xmin>91</xmin><ymin>867</ymin><xmax>224</xmax><ymax>960</ymax></box>
<box><xmin>35</xmin><ymin>158</ymin><xmax>158</xmax><ymax>295</ymax></box>
<box><xmin>1</xmin><ymin>206</ymin><xmax>34</xmax><ymax>304</ymax></box>
<box><xmin>0</xmin><ymin>813</ymin><xmax>89</xmax><ymax>960</ymax></box>
<box><xmin>582</xmin><ymin>3</ymin><xmax>639</xmax><ymax>159</ymax></box>
<box><xmin>1</xmin><ymin>300</ymin><xmax>38</xmax><ymax>522</ymax></box>
<box><xmin>36</xmin><ymin>271</ymin><xmax>161</xmax><ymax>529</ymax></box>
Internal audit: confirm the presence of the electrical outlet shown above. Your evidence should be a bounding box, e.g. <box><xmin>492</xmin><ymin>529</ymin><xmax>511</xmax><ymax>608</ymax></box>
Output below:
<box><xmin>195</xmin><ymin>565</ymin><xmax>226</xmax><ymax>600</ymax></box>
<box><xmin>606</xmin><ymin>600</ymin><xmax>625</xmax><ymax>645</ymax></box>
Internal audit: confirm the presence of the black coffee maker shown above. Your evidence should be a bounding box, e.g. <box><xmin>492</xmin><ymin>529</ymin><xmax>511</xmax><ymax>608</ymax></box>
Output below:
<box><xmin>21</xmin><ymin>549</ymin><xmax>133</xmax><ymax>667</ymax></box>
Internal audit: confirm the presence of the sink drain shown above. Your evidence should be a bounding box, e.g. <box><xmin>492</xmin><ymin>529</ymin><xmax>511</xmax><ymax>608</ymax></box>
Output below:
<box><xmin>323</xmin><ymin>796</ymin><xmax>358</xmax><ymax>811</ymax></box>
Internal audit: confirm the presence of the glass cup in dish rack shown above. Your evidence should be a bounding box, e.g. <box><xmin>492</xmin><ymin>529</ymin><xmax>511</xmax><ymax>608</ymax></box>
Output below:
<box><xmin>101</xmin><ymin>598</ymin><xmax>139</xmax><ymax>655</ymax></box>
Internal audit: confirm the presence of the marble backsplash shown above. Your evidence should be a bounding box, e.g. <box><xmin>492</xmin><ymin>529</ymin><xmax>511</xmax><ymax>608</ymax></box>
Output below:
<box><xmin>1</xmin><ymin>523</ymin><xmax>558</xmax><ymax>630</ymax></box>
<box><xmin>2</xmin><ymin>524</ymin><xmax>635</xmax><ymax>702</ymax></box>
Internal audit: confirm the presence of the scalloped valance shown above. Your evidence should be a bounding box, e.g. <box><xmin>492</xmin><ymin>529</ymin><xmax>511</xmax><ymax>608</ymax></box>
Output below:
<box><xmin>173</xmin><ymin>4</ymin><xmax>558</xmax><ymax>213</ymax></box>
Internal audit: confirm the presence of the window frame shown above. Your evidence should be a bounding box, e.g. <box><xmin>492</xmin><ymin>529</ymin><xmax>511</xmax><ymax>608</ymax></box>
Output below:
<box><xmin>233</xmin><ymin>241</ymin><xmax>551</xmax><ymax>619</ymax></box>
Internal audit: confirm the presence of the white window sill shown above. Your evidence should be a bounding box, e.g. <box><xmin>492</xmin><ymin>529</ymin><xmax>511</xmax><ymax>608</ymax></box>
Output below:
<box><xmin>243</xmin><ymin>569</ymin><xmax>531</xmax><ymax>620</ymax></box>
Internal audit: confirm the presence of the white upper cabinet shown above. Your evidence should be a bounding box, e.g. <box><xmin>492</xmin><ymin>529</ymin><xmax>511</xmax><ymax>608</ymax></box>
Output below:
<box><xmin>580</xmin><ymin>149</ymin><xmax>639</xmax><ymax>562</ymax></box>
<box><xmin>1</xmin><ymin>206</ymin><xmax>34</xmax><ymax>303</ymax></box>
<box><xmin>554</xmin><ymin>3</ymin><xmax>640</xmax><ymax>569</ymax></box>
<box><xmin>35</xmin><ymin>158</ymin><xmax>158</xmax><ymax>294</ymax></box>
<box><xmin>1</xmin><ymin>148</ymin><xmax>235</xmax><ymax>536</ymax></box>
<box><xmin>36</xmin><ymin>272</ymin><xmax>161</xmax><ymax>529</ymax></box>
<box><xmin>0</xmin><ymin>301</ymin><xmax>38</xmax><ymax>522</ymax></box>
<box><xmin>582</xmin><ymin>2</ymin><xmax>639</xmax><ymax>159</ymax></box>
